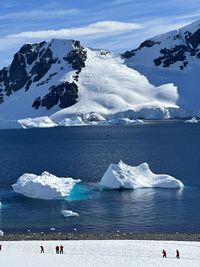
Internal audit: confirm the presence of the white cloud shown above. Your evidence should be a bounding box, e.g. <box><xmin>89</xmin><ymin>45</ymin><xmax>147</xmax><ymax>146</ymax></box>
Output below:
<box><xmin>5</xmin><ymin>21</ymin><xmax>143</xmax><ymax>40</ymax></box>
<box><xmin>0</xmin><ymin>9</ymin><xmax>80</xmax><ymax>20</ymax></box>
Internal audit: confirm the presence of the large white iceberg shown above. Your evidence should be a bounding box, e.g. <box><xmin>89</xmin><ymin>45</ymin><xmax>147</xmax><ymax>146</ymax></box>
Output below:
<box><xmin>12</xmin><ymin>171</ymin><xmax>81</xmax><ymax>199</ymax></box>
<box><xmin>100</xmin><ymin>161</ymin><xmax>184</xmax><ymax>189</ymax></box>
<box><xmin>18</xmin><ymin>116</ymin><xmax>57</xmax><ymax>129</ymax></box>
<box><xmin>184</xmin><ymin>117</ymin><xmax>198</xmax><ymax>123</ymax></box>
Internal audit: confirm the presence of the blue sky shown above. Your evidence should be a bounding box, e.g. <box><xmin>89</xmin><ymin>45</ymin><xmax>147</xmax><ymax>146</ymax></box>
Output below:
<box><xmin>1</xmin><ymin>0</ymin><xmax>200</xmax><ymax>68</ymax></box>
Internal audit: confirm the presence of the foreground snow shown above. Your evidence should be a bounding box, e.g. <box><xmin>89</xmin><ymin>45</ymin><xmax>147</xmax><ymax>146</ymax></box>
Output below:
<box><xmin>100</xmin><ymin>161</ymin><xmax>184</xmax><ymax>189</ymax></box>
<box><xmin>0</xmin><ymin>240</ymin><xmax>200</xmax><ymax>267</ymax></box>
<box><xmin>12</xmin><ymin>171</ymin><xmax>81</xmax><ymax>199</ymax></box>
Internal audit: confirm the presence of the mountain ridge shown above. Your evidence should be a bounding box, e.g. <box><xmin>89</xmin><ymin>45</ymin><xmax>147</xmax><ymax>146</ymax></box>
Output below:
<box><xmin>1</xmin><ymin>19</ymin><xmax>200</xmax><ymax>124</ymax></box>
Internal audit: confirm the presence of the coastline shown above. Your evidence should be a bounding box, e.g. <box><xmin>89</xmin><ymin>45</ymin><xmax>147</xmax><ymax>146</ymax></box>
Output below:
<box><xmin>1</xmin><ymin>232</ymin><xmax>200</xmax><ymax>241</ymax></box>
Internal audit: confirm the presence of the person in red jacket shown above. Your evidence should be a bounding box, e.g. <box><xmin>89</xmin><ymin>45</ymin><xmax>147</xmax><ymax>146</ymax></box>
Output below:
<box><xmin>162</xmin><ymin>249</ymin><xmax>167</xmax><ymax>258</ymax></box>
<box><xmin>60</xmin><ymin>245</ymin><xmax>64</xmax><ymax>254</ymax></box>
<box><xmin>176</xmin><ymin>249</ymin><xmax>180</xmax><ymax>259</ymax></box>
<box><xmin>56</xmin><ymin>245</ymin><xmax>59</xmax><ymax>254</ymax></box>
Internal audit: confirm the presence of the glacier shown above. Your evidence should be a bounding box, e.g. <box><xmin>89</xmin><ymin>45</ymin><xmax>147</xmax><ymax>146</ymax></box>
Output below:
<box><xmin>12</xmin><ymin>171</ymin><xmax>81</xmax><ymax>200</ymax></box>
<box><xmin>100</xmin><ymin>161</ymin><xmax>184</xmax><ymax>189</ymax></box>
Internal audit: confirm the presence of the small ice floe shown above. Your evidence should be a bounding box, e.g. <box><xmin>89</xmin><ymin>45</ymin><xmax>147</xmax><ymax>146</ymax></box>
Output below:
<box><xmin>184</xmin><ymin>117</ymin><xmax>198</xmax><ymax>123</ymax></box>
<box><xmin>100</xmin><ymin>161</ymin><xmax>184</xmax><ymax>189</ymax></box>
<box><xmin>18</xmin><ymin>116</ymin><xmax>57</xmax><ymax>129</ymax></box>
<box><xmin>62</xmin><ymin>210</ymin><xmax>79</xmax><ymax>217</ymax></box>
<box><xmin>0</xmin><ymin>230</ymin><xmax>4</xmax><ymax>236</ymax></box>
<box><xmin>12</xmin><ymin>171</ymin><xmax>81</xmax><ymax>200</ymax></box>
<box><xmin>0</xmin><ymin>201</ymin><xmax>2</xmax><ymax>209</ymax></box>
<box><xmin>50</xmin><ymin>228</ymin><xmax>56</xmax><ymax>231</ymax></box>
<box><xmin>74</xmin><ymin>228</ymin><xmax>77</xmax><ymax>231</ymax></box>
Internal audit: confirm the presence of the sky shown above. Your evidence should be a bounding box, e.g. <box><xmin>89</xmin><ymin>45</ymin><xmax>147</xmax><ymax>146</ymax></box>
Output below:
<box><xmin>1</xmin><ymin>0</ymin><xmax>200</xmax><ymax>68</ymax></box>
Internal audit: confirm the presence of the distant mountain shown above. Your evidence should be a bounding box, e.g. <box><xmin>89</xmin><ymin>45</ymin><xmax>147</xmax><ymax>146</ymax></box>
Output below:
<box><xmin>123</xmin><ymin>19</ymin><xmax>200</xmax><ymax>113</ymax></box>
<box><xmin>1</xmin><ymin>20</ymin><xmax>200</xmax><ymax>123</ymax></box>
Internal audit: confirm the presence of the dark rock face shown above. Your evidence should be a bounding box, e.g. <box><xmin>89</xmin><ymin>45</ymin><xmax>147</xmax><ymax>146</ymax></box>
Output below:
<box><xmin>0</xmin><ymin>40</ymin><xmax>52</xmax><ymax>100</ymax></box>
<box><xmin>32</xmin><ymin>82</ymin><xmax>78</xmax><ymax>110</ymax></box>
<box><xmin>154</xmin><ymin>45</ymin><xmax>187</xmax><ymax>68</ymax></box>
<box><xmin>63</xmin><ymin>43</ymin><xmax>87</xmax><ymax>71</ymax></box>
<box><xmin>125</xmin><ymin>27</ymin><xmax>200</xmax><ymax>70</ymax></box>
<box><xmin>31</xmin><ymin>41</ymin><xmax>87</xmax><ymax>110</ymax></box>
<box><xmin>32</xmin><ymin>97</ymin><xmax>41</xmax><ymax>109</ymax></box>
<box><xmin>0</xmin><ymin>39</ymin><xmax>87</xmax><ymax>111</ymax></box>
<box><xmin>31</xmin><ymin>47</ymin><xmax>57</xmax><ymax>82</ymax></box>
<box><xmin>122</xmin><ymin>40</ymin><xmax>160</xmax><ymax>58</ymax></box>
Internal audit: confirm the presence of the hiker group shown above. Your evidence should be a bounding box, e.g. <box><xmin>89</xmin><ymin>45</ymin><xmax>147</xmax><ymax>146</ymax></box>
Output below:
<box><xmin>40</xmin><ymin>245</ymin><xmax>64</xmax><ymax>254</ymax></box>
<box><xmin>56</xmin><ymin>245</ymin><xmax>64</xmax><ymax>254</ymax></box>
<box><xmin>162</xmin><ymin>249</ymin><xmax>180</xmax><ymax>259</ymax></box>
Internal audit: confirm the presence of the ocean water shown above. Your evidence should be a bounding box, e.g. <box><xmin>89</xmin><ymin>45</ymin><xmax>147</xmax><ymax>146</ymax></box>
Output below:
<box><xmin>0</xmin><ymin>122</ymin><xmax>200</xmax><ymax>233</ymax></box>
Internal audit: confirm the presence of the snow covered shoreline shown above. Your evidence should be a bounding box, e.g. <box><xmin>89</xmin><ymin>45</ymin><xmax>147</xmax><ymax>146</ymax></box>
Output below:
<box><xmin>0</xmin><ymin>240</ymin><xmax>200</xmax><ymax>267</ymax></box>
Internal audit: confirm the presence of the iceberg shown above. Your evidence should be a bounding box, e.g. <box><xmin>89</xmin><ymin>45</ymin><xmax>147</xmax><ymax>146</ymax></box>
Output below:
<box><xmin>18</xmin><ymin>116</ymin><xmax>57</xmax><ymax>129</ymax></box>
<box><xmin>86</xmin><ymin>112</ymin><xmax>106</xmax><ymax>122</ymax></box>
<box><xmin>108</xmin><ymin>118</ymin><xmax>143</xmax><ymax>125</ymax></box>
<box><xmin>12</xmin><ymin>171</ymin><xmax>81</xmax><ymax>200</ymax></box>
<box><xmin>0</xmin><ymin>230</ymin><xmax>4</xmax><ymax>236</ymax></box>
<box><xmin>184</xmin><ymin>117</ymin><xmax>198</xmax><ymax>123</ymax></box>
<box><xmin>100</xmin><ymin>161</ymin><xmax>184</xmax><ymax>189</ymax></box>
<box><xmin>0</xmin><ymin>201</ymin><xmax>2</xmax><ymax>209</ymax></box>
<box><xmin>62</xmin><ymin>210</ymin><xmax>79</xmax><ymax>217</ymax></box>
<box><xmin>58</xmin><ymin>116</ymin><xmax>86</xmax><ymax>126</ymax></box>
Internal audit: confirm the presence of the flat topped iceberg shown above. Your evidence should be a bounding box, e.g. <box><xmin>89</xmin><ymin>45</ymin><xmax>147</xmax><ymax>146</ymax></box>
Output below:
<box><xmin>100</xmin><ymin>161</ymin><xmax>183</xmax><ymax>189</ymax></box>
<box><xmin>12</xmin><ymin>171</ymin><xmax>81</xmax><ymax>200</ymax></box>
<box><xmin>18</xmin><ymin>116</ymin><xmax>57</xmax><ymax>129</ymax></box>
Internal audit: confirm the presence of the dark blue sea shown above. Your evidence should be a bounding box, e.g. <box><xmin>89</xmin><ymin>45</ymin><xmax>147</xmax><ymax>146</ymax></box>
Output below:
<box><xmin>0</xmin><ymin>122</ymin><xmax>200</xmax><ymax>233</ymax></box>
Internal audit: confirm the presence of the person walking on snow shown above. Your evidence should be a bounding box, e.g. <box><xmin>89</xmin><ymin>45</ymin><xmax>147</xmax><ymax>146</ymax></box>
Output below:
<box><xmin>56</xmin><ymin>245</ymin><xmax>59</xmax><ymax>254</ymax></box>
<box><xmin>60</xmin><ymin>245</ymin><xmax>64</xmax><ymax>254</ymax></box>
<box><xmin>162</xmin><ymin>249</ymin><xmax>167</xmax><ymax>258</ymax></box>
<box><xmin>176</xmin><ymin>249</ymin><xmax>180</xmax><ymax>259</ymax></box>
<box><xmin>40</xmin><ymin>246</ymin><xmax>44</xmax><ymax>253</ymax></box>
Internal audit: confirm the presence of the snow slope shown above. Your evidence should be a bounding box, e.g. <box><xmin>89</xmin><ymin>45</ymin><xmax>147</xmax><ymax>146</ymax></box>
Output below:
<box><xmin>100</xmin><ymin>161</ymin><xmax>183</xmax><ymax>189</ymax></box>
<box><xmin>0</xmin><ymin>39</ymin><xmax>178</xmax><ymax>124</ymax></box>
<box><xmin>0</xmin><ymin>240</ymin><xmax>200</xmax><ymax>267</ymax></box>
<box><xmin>124</xmin><ymin>19</ymin><xmax>200</xmax><ymax>113</ymax></box>
<box><xmin>51</xmin><ymin>48</ymin><xmax>178</xmax><ymax>122</ymax></box>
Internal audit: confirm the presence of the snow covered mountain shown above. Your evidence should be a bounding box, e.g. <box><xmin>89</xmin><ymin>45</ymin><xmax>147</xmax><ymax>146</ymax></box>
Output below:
<box><xmin>123</xmin><ymin>19</ymin><xmax>200</xmax><ymax>113</ymax></box>
<box><xmin>1</xmin><ymin>20</ymin><xmax>200</xmax><ymax>124</ymax></box>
